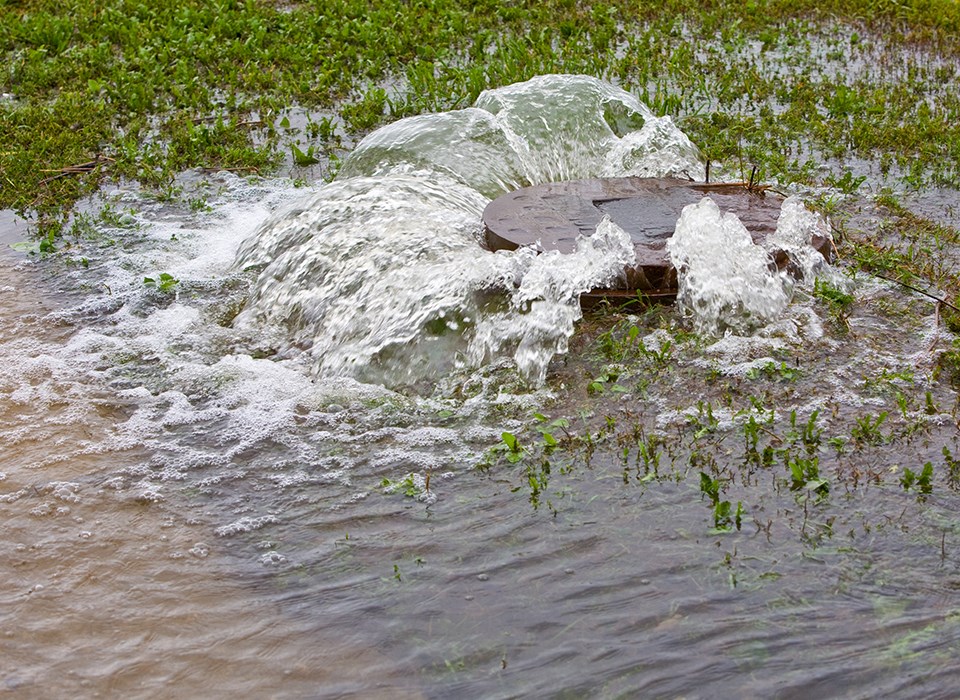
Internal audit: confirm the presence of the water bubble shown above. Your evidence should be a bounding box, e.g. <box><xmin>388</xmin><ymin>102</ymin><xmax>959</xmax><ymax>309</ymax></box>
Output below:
<box><xmin>215</xmin><ymin>515</ymin><xmax>279</xmax><ymax>537</ymax></box>
<box><xmin>258</xmin><ymin>551</ymin><xmax>287</xmax><ymax>567</ymax></box>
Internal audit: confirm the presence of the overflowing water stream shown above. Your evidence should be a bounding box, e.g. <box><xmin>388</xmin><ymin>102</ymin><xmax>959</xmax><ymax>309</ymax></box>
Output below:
<box><xmin>3</xmin><ymin>76</ymin><xmax>960</xmax><ymax>697</ymax></box>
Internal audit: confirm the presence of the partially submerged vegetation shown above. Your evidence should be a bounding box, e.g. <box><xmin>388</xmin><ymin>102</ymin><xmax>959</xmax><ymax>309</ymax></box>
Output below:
<box><xmin>6</xmin><ymin>5</ymin><xmax>960</xmax><ymax>689</ymax></box>
<box><xmin>3</xmin><ymin>0</ymin><xmax>960</xmax><ymax>225</ymax></box>
<box><xmin>5</xmin><ymin>0</ymin><xmax>960</xmax><ymax>534</ymax></box>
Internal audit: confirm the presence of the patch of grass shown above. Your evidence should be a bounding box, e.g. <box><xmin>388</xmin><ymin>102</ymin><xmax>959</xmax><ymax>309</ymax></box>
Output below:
<box><xmin>4</xmin><ymin>0</ymin><xmax>960</xmax><ymax>242</ymax></box>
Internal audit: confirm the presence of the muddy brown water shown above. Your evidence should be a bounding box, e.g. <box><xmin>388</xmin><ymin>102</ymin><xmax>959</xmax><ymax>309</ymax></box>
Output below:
<box><xmin>0</xmin><ymin>217</ymin><xmax>422</xmax><ymax>699</ymax></box>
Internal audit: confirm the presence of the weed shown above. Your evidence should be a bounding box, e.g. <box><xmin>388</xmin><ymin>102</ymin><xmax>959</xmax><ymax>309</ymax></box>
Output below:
<box><xmin>936</xmin><ymin>344</ymin><xmax>960</xmax><ymax>387</ymax></box>
<box><xmin>699</xmin><ymin>471</ymin><xmax>743</xmax><ymax>533</ymax></box>
<box><xmin>944</xmin><ymin>447</ymin><xmax>960</xmax><ymax>490</ymax></box>
<box><xmin>786</xmin><ymin>453</ymin><xmax>829</xmax><ymax>499</ymax></box>
<box><xmin>588</xmin><ymin>369</ymin><xmax>629</xmax><ymax>395</ymax></box>
<box><xmin>290</xmin><ymin>143</ymin><xmax>320</xmax><ymax>167</ymax></box>
<box><xmin>380</xmin><ymin>473</ymin><xmax>420</xmax><ymax>497</ymax></box>
<box><xmin>499</xmin><ymin>431</ymin><xmax>525</xmax><ymax>464</ymax></box>
<box><xmin>533</xmin><ymin>413</ymin><xmax>570</xmax><ymax>449</ymax></box>
<box><xmin>143</xmin><ymin>272</ymin><xmax>179</xmax><ymax>292</ymax></box>
<box><xmin>741</xmin><ymin>413</ymin><xmax>773</xmax><ymax>467</ymax></box>
<box><xmin>900</xmin><ymin>463</ymin><xmax>934</xmax><ymax>498</ymax></box>
<box><xmin>827</xmin><ymin>436</ymin><xmax>848</xmax><ymax>455</ymax></box>
<box><xmin>851</xmin><ymin>412</ymin><xmax>889</xmax><ymax>446</ymax></box>
<box><xmin>801</xmin><ymin>410</ymin><xmax>823</xmax><ymax>455</ymax></box>
<box><xmin>746</xmin><ymin>361</ymin><xmax>800</xmax><ymax>382</ymax></box>
<box><xmin>687</xmin><ymin>400</ymin><xmax>719</xmax><ymax>440</ymax></box>
<box><xmin>813</xmin><ymin>278</ymin><xmax>854</xmax><ymax>328</ymax></box>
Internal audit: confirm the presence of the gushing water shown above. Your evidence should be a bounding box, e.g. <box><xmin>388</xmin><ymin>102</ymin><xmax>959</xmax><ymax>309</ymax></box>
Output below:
<box><xmin>666</xmin><ymin>196</ymin><xmax>832</xmax><ymax>336</ymax></box>
<box><xmin>236</xmin><ymin>74</ymin><xmax>704</xmax><ymax>386</ymax></box>
<box><xmin>4</xmin><ymin>74</ymin><xmax>960</xmax><ymax>699</ymax></box>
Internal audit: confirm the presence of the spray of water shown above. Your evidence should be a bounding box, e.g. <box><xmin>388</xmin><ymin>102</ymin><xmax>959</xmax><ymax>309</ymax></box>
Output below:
<box><xmin>468</xmin><ymin>217</ymin><xmax>637</xmax><ymax>385</ymax></box>
<box><xmin>666</xmin><ymin>196</ymin><xmax>832</xmax><ymax>337</ymax></box>
<box><xmin>235</xmin><ymin>74</ymin><xmax>704</xmax><ymax>386</ymax></box>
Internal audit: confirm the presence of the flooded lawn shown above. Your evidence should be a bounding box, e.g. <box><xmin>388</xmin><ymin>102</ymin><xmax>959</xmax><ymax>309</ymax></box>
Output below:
<box><xmin>3</xmin><ymin>76</ymin><xmax>960</xmax><ymax>698</ymax></box>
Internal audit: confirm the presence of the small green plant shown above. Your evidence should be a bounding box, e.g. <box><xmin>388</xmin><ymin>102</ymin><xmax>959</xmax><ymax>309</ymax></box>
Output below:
<box><xmin>936</xmin><ymin>345</ymin><xmax>960</xmax><ymax>387</ymax></box>
<box><xmin>143</xmin><ymin>272</ymin><xmax>180</xmax><ymax>292</ymax></box>
<box><xmin>824</xmin><ymin>169</ymin><xmax>867</xmax><ymax>194</ymax></box>
<box><xmin>786</xmin><ymin>453</ymin><xmax>829</xmax><ymax>499</ymax></box>
<box><xmin>687</xmin><ymin>400</ymin><xmax>719</xmax><ymax>440</ymax></box>
<box><xmin>518</xmin><ymin>457</ymin><xmax>553</xmax><ymax>512</ymax></box>
<box><xmin>500</xmin><ymin>431</ymin><xmax>524</xmax><ymax>463</ymax></box>
<box><xmin>699</xmin><ymin>471</ymin><xmax>743</xmax><ymax>533</ymax></box>
<box><xmin>381</xmin><ymin>473</ymin><xmax>421</xmax><ymax>497</ymax></box>
<box><xmin>290</xmin><ymin>143</ymin><xmax>320</xmax><ymax>166</ymax></box>
<box><xmin>944</xmin><ymin>447</ymin><xmax>960</xmax><ymax>490</ymax></box>
<box><xmin>479</xmin><ymin>431</ymin><xmax>527</xmax><ymax>471</ymax></box>
<box><xmin>640</xmin><ymin>338</ymin><xmax>673</xmax><ymax>368</ymax></box>
<box><xmin>636</xmin><ymin>429</ymin><xmax>661</xmax><ymax>477</ymax></box>
<box><xmin>533</xmin><ymin>413</ymin><xmax>570</xmax><ymax>449</ymax></box>
<box><xmin>827</xmin><ymin>436</ymin><xmax>848</xmax><ymax>455</ymax></box>
<box><xmin>746</xmin><ymin>361</ymin><xmax>800</xmax><ymax>382</ymax></box>
<box><xmin>851</xmin><ymin>411</ymin><xmax>888</xmax><ymax>446</ymax></box>
<box><xmin>587</xmin><ymin>369</ymin><xmax>629</xmax><ymax>395</ymax></box>
<box><xmin>596</xmin><ymin>323</ymin><xmax>642</xmax><ymax>362</ymax></box>
<box><xmin>801</xmin><ymin>410</ymin><xmax>823</xmax><ymax>455</ymax></box>
<box><xmin>900</xmin><ymin>462</ymin><xmax>934</xmax><ymax>497</ymax></box>
<box><xmin>813</xmin><ymin>278</ymin><xmax>854</xmax><ymax>328</ymax></box>
<box><xmin>924</xmin><ymin>391</ymin><xmax>938</xmax><ymax>415</ymax></box>
<box><xmin>743</xmin><ymin>414</ymin><xmax>761</xmax><ymax>453</ymax></box>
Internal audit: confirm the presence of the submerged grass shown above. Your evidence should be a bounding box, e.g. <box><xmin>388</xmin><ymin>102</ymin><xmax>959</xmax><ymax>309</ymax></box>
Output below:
<box><xmin>3</xmin><ymin>0</ymin><xmax>960</xmax><ymax>234</ymax></box>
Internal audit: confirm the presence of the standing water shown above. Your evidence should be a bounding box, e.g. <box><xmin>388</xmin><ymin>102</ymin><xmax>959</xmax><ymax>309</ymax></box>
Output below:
<box><xmin>3</xmin><ymin>76</ymin><xmax>960</xmax><ymax>697</ymax></box>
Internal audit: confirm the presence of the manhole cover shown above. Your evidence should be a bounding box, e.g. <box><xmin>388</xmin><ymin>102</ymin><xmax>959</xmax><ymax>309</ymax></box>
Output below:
<box><xmin>483</xmin><ymin>177</ymin><xmax>830</xmax><ymax>308</ymax></box>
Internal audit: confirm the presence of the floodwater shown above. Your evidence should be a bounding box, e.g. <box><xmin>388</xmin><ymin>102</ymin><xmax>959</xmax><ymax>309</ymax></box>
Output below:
<box><xmin>3</xmin><ymin>76</ymin><xmax>960</xmax><ymax>698</ymax></box>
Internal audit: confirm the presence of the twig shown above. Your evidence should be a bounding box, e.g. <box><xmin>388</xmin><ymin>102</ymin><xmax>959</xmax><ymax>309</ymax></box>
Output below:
<box><xmin>39</xmin><ymin>154</ymin><xmax>113</xmax><ymax>185</ymax></box>
<box><xmin>872</xmin><ymin>272</ymin><xmax>960</xmax><ymax>315</ymax></box>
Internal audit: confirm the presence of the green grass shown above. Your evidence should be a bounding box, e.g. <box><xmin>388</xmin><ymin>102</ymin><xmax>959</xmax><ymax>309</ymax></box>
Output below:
<box><xmin>3</xmin><ymin>0</ymin><xmax>960</xmax><ymax>236</ymax></box>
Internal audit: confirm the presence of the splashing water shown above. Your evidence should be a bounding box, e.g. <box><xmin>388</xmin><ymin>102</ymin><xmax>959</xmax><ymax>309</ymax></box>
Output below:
<box><xmin>468</xmin><ymin>217</ymin><xmax>637</xmax><ymax>385</ymax></box>
<box><xmin>235</xmin><ymin>74</ymin><xmax>703</xmax><ymax>386</ymax></box>
<box><xmin>666</xmin><ymin>196</ymin><xmax>831</xmax><ymax>336</ymax></box>
<box><xmin>667</xmin><ymin>197</ymin><xmax>823</xmax><ymax>335</ymax></box>
<box><xmin>767</xmin><ymin>194</ymin><xmax>835</xmax><ymax>283</ymax></box>
<box><xmin>8</xmin><ymin>74</ymin><xmax>957</xmax><ymax>700</ymax></box>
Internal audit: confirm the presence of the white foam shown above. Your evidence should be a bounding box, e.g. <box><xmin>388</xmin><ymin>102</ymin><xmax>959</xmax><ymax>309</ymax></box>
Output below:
<box><xmin>667</xmin><ymin>197</ymin><xmax>791</xmax><ymax>336</ymax></box>
<box><xmin>468</xmin><ymin>217</ymin><xmax>636</xmax><ymax>384</ymax></box>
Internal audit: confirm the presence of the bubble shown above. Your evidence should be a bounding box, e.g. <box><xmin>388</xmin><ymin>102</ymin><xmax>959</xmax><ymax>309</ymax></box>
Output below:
<box><xmin>215</xmin><ymin>515</ymin><xmax>279</xmax><ymax>537</ymax></box>
<box><xmin>188</xmin><ymin>543</ymin><xmax>210</xmax><ymax>558</ymax></box>
<box><xmin>258</xmin><ymin>551</ymin><xmax>287</xmax><ymax>567</ymax></box>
